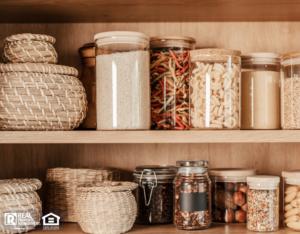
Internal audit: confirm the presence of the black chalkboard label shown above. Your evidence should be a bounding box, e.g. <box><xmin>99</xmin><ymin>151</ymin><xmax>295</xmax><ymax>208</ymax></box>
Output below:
<box><xmin>179</xmin><ymin>192</ymin><xmax>207</xmax><ymax>212</ymax></box>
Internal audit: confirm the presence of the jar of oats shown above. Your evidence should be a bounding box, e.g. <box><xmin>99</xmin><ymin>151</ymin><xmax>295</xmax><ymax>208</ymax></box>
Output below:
<box><xmin>247</xmin><ymin>175</ymin><xmax>280</xmax><ymax>232</ymax></box>
<box><xmin>282</xmin><ymin>170</ymin><xmax>300</xmax><ymax>231</ymax></box>
<box><xmin>281</xmin><ymin>52</ymin><xmax>300</xmax><ymax>129</ymax></box>
<box><xmin>189</xmin><ymin>49</ymin><xmax>241</xmax><ymax>130</ymax></box>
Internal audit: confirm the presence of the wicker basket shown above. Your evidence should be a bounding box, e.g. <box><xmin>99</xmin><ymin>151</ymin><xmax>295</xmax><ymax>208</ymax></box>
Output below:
<box><xmin>0</xmin><ymin>63</ymin><xmax>87</xmax><ymax>130</ymax></box>
<box><xmin>75</xmin><ymin>181</ymin><xmax>138</xmax><ymax>234</ymax></box>
<box><xmin>0</xmin><ymin>179</ymin><xmax>42</xmax><ymax>234</ymax></box>
<box><xmin>2</xmin><ymin>34</ymin><xmax>58</xmax><ymax>64</ymax></box>
<box><xmin>46</xmin><ymin>168</ymin><xmax>120</xmax><ymax>222</ymax></box>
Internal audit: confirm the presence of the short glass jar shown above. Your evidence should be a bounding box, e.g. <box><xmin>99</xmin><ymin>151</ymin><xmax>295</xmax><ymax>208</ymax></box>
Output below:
<box><xmin>189</xmin><ymin>49</ymin><xmax>241</xmax><ymax>130</ymax></box>
<box><xmin>208</xmin><ymin>168</ymin><xmax>258</xmax><ymax>223</ymax></box>
<box><xmin>133</xmin><ymin>165</ymin><xmax>176</xmax><ymax>224</ymax></box>
<box><xmin>95</xmin><ymin>31</ymin><xmax>151</xmax><ymax>130</ymax></box>
<box><xmin>173</xmin><ymin>160</ymin><xmax>211</xmax><ymax>230</ymax></box>
<box><xmin>281</xmin><ymin>52</ymin><xmax>300</xmax><ymax>129</ymax></box>
<box><xmin>150</xmin><ymin>36</ymin><xmax>196</xmax><ymax>130</ymax></box>
<box><xmin>241</xmin><ymin>53</ymin><xmax>280</xmax><ymax>130</ymax></box>
<box><xmin>282</xmin><ymin>170</ymin><xmax>300</xmax><ymax>231</ymax></box>
<box><xmin>247</xmin><ymin>175</ymin><xmax>280</xmax><ymax>232</ymax></box>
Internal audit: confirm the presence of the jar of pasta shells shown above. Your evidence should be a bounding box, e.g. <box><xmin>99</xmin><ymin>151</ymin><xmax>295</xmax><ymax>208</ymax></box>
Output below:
<box><xmin>282</xmin><ymin>170</ymin><xmax>300</xmax><ymax>231</ymax></box>
<box><xmin>189</xmin><ymin>49</ymin><xmax>241</xmax><ymax>129</ymax></box>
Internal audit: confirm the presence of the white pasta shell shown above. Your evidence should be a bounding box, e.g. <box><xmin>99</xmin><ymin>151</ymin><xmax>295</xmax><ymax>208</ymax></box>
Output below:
<box><xmin>285</xmin><ymin>215</ymin><xmax>300</xmax><ymax>223</ymax></box>
<box><xmin>285</xmin><ymin>207</ymin><xmax>300</xmax><ymax>218</ymax></box>
<box><xmin>287</xmin><ymin>222</ymin><xmax>300</xmax><ymax>230</ymax></box>
<box><xmin>291</xmin><ymin>198</ymin><xmax>300</xmax><ymax>208</ymax></box>
<box><xmin>285</xmin><ymin>204</ymin><xmax>294</xmax><ymax>212</ymax></box>
<box><xmin>287</xmin><ymin>186</ymin><xmax>299</xmax><ymax>192</ymax></box>
<box><xmin>286</xmin><ymin>192</ymin><xmax>297</xmax><ymax>203</ymax></box>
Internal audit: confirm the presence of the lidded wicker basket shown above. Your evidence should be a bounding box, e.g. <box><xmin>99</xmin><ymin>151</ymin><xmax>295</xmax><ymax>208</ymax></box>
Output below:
<box><xmin>0</xmin><ymin>179</ymin><xmax>42</xmax><ymax>234</ymax></box>
<box><xmin>46</xmin><ymin>168</ymin><xmax>120</xmax><ymax>222</ymax></box>
<box><xmin>75</xmin><ymin>181</ymin><xmax>138</xmax><ymax>234</ymax></box>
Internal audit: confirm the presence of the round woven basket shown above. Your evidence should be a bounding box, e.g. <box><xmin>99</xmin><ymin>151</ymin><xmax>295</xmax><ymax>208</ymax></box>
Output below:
<box><xmin>75</xmin><ymin>182</ymin><xmax>138</xmax><ymax>234</ymax></box>
<box><xmin>46</xmin><ymin>168</ymin><xmax>120</xmax><ymax>222</ymax></box>
<box><xmin>0</xmin><ymin>63</ymin><xmax>87</xmax><ymax>130</ymax></box>
<box><xmin>2</xmin><ymin>34</ymin><xmax>58</xmax><ymax>64</ymax></box>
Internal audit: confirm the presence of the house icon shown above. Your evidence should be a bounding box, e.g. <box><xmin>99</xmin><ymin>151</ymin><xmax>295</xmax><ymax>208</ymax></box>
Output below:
<box><xmin>42</xmin><ymin>213</ymin><xmax>60</xmax><ymax>226</ymax></box>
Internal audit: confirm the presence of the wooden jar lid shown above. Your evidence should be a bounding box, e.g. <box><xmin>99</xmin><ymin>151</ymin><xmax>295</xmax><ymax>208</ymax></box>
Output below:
<box><xmin>78</xmin><ymin>43</ymin><xmax>95</xmax><ymax>58</ymax></box>
<box><xmin>282</xmin><ymin>170</ymin><xmax>300</xmax><ymax>178</ymax></box>
<box><xmin>208</xmin><ymin>168</ymin><xmax>258</xmax><ymax>177</ymax></box>
<box><xmin>280</xmin><ymin>51</ymin><xmax>300</xmax><ymax>60</ymax></box>
<box><xmin>190</xmin><ymin>48</ymin><xmax>241</xmax><ymax>63</ymax></box>
<box><xmin>150</xmin><ymin>36</ymin><xmax>196</xmax><ymax>43</ymax></box>
<box><xmin>247</xmin><ymin>175</ymin><xmax>280</xmax><ymax>183</ymax></box>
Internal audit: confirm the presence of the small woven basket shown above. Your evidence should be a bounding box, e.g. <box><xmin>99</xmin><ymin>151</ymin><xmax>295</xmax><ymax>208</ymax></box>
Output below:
<box><xmin>46</xmin><ymin>168</ymin><xmax>120</xmax><ymax>222</ymax></box>
<box><xmin>75</xmin><ymin>181</ymin><xmax>138</xmax><ymax>234</ymax></box>
<box><xmin>3</xmin><ymin>34</ymin><xmax>58</xmax><ymax>64</ymax></box>
<box><xmin>0</xmin><ymin>179</ymin><xmax>42</xmax><ymax>234</ymax></box>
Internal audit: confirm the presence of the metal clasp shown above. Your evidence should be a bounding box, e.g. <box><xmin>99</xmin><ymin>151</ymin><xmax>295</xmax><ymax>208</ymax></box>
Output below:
<box><xmin>139</xmin><ymin>169</ymin><xmax>157</xmax><ymax>206</ymax></box>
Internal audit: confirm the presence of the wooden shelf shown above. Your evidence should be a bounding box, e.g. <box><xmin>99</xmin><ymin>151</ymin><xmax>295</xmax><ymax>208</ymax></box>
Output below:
<box><xmin>0</xmin><ymin>130</ymin><xmax>299</xmax><ymax>144</ymax></box>
<box><xmin>1</xmin><ymin>0</ymin><xmax>300</xmax><ymax>23</ymax></box>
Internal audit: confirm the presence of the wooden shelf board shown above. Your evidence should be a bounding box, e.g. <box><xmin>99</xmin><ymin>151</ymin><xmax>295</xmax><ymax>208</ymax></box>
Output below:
<box><xmin>1</xmin><ymin>0</ymin><xmax>300</xmax><ymax>23</ymax></box>
<box><xmin>0</xmin><ymin>130</ymin><xmax>299</xmax><ymax>144</ymax></box>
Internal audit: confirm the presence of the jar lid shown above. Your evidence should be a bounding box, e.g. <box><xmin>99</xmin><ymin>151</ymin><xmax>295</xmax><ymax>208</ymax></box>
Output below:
<box><xmin>280</xmin><ymin>51</ymin><xmax>300</xmax><ymax>60</ymax></box>
<box><xmin>241</xmin><ymin>53</ymin><xmax>280</xmax><ymax>59</ymax></box>
<box><xmin>134</xmin><ymin>165</ymin><xmax>176</xmax><ymax>175</ymax></box>
<box><xmin>190</xmin><ymin>48</ymin><xmax>241</xmax><ymax>57</ymax></box>
<box><xmin>208</xmin><ymin>168</ymin><xmax>258</xmax><ymax>177</ymax></box>
<box><xmin>176</xmin><ymin>160</ymin><xmax>209</xmax><ymax>168</ymax></box>
<box><xmin>94</xmin><ymin>31</ymin><xmax>150</xmax><ymax>41</ymax></box>
<box><xmin>150</xmin><ymin>36</ymin><xmax>196</xmax><ymax>43</ymax></box>
<box><xmin>190</xmin><ymin>48</ymin><xmax>241</xmax><ymax>64</ymax></box>
<box><xmin>78</xmin><ymin>43</ymin><xmax>95</xmax><ymax>58</ymax></box>
<box><xmin>247</xmin><ymin>175</ymin><xmax>280</xmax><ymax>184</ymax></box>
<box><xmin>282</xmin><ymin>170</ymin><xmax>300</xmax><ymax>178</ymax></box>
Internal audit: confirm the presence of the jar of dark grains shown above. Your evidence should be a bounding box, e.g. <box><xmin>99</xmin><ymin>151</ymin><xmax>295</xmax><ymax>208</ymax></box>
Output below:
<box><xmin>174</xmin><ymin>160</ymin><xmax>211</xmax><ymax>230</ymax></box>
<box><xmin>133</xmin><ymin>165</ymin><xmax>176</xmax><ymax>224</ymax></box>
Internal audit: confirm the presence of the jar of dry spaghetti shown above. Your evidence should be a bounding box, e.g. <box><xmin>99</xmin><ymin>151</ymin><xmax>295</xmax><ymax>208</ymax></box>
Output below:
<box><xmin>190</xmin><ymin>49</ymin><xmax>241</xmax><ymax>130</ymax></box>
<box><xmin>150</xmin><ymin>36</ymin><xmax>196</xmax><ymax>130</ymax></box>
<box><xmin>174</xmin><ymin>160</ymin><xmax>211</xmax><ymax>230</ymax></box>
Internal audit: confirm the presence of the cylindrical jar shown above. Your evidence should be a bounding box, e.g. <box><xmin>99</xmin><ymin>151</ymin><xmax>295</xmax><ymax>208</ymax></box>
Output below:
<box><xmin>208</xmin><ymin>168</ymin><xmax>258</xmax><ymax>223</ymax></box>
<box><xmin>174</xmin><ymin>160</ymin><xmax>211</xmax><ymax>230</ymax></box>
<box><xmin>241</xmin><ymin>53</ymin><xmax>280</xmax><ymax>130</ymax></box>
<box><xmin>281</xmin><ymin>52</ymin><xmax>300</xmax><ymax>129</ymax></box>
<box><xmin>150</xmin><ymin>36</ymin><xmax>196</xmax><ymax>130</ymax></box>
<box><xmin>282</xmin><ymin>170</ymin><xmax>300</xmax><ymax>231</ymax></box>
<box><xmin>95</xmin><ymin>31</ymin><xmax>151</xmax><ymax>130</ymax></box>
<box><xmin>247</xmin><ymin>175</ymin><xmax>280</xmax><ymax>232</ymax></box>
<box><xmin>78</xmin><ymin>43</ymin><xmax>96</xmax><ymax>129</ymax></box>
<box><xmin>133</xmin><ymin>165</ymin><xmax>176</xmax><ymax>224</ymax></box>
<box><xmin>189</xmin><ymin>49</ymin><xmax>241</xmax><ymax>130</ymax></box>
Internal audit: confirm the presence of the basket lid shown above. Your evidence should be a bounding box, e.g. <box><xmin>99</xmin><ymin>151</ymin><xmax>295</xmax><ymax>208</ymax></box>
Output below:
<box><xmin>0</xmin><ymin>179</ymin><xmax>42</xmax><ymax>194</ymax></box>
<box><xmin>3</xmin><ymin>33</ymin><xmax>56</xmax><ymax>44</ymax></box>
<box><xmin>247</xmin><ymin>175</ymin><xmax>280</xmax><ymax>184</ymax></box>
<box><xmin>208</xmin><ymin>168</ymin><xmax>258</xmax><ymax>177</ymax></box>
<box><xmin>94</xmin><ymin>31</ymin><xmax>149</xmax><ymax>41</ymax></box>
<box><xmin>77</xmin><ymin>181</ymin><xmax>137</xmax><ymax>193</ymax></box>
<box><xmin>282</xmin><ymin>170</ymin><xmax>300</xmax><ymax>179</ymax></box>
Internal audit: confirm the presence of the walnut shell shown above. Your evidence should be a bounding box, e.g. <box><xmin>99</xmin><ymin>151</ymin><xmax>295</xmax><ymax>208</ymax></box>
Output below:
<box><xmin>215</xmin><ymin>190</ymin><xmax>237</xmax><ymax>210</ymax></box>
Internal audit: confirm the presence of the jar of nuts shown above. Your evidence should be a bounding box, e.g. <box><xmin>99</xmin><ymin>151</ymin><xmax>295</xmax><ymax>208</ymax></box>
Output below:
<box><xmin>174</xmin><ymin>160</ymin><xmax>211</xmax><ymax>230</ymax></box>
<box><xmin>208</xmin><ymin>168</ymin><xmax>258</xmax><ymax>223</ymax></box>
<box><xmin>133</xmin><ymin>165</ymin><xmax>176</xmax><ymax>224</ymax></box>
<box><xmin>282</xmin><ymin>170</ymin><xmax>300</xmax><ymax>231</ymax></box>
<box><xmin>189</xmin><ymin>49</ymin><xmax>241</xmax><ymax>129</ymax></box>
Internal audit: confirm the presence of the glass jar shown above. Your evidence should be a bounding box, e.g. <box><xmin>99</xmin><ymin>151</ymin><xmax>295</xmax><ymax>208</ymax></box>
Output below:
<box><xmin>150</xmin><ymin>36</ymin><xmax>196</xmax><ymax>130</ymax></box>
<box><xmin>282</xmin><ymin>170</ymin><xmax>300</xmax><ymax>231</ymax></box>
<box><xmin>189</xmin><ymin>49</ymin><xmax>241</xmax><ymax>130</ymax></box>
<box><xmin>208</xmin><ymin>168</ymin><xmax>258</xmax><ymax>223</ymax></box>
<box><xmin>241</xmin><ymin>53</ymin><xmax>280</xmax><ymax>130</ymax></box>
<box><xmin>133</xmin><ymin>165</ymin><xmax>176</xmax><ymax>224</ymax></box>
<box><xmin>78</xmin><ymin>43</ymin><xmax>96</xmax><ymax>130</ymax></box>
<box><xmin>247</xmin><ymin>175</ymin><xmax>280</xmax><ymax>232</ymax></box>
<box><xmin>174</xmin><ymin>160</ymin><xmax>211</xmax><ymax>230</ymax></box>
<box><xmin>281</xmin><ymin>52</ymin><xmax>300</xmax><ymax>129</ymax></box>
<box><xmin>95</xmin><ymin>31</ymin><xmax>150</xmax><ymax>130</ymax></box>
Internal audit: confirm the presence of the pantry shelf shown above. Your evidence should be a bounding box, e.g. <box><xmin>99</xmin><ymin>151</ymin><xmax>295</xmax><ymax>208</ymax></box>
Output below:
<box><xmin>1</xmin><ymin>0</ymin><xmax>300</xmax><ymax>23</ymax></box>
<box><xmin>0</xmin><ymin>130</ymin><xmax>299</xmax><ymax>144</ymax></box>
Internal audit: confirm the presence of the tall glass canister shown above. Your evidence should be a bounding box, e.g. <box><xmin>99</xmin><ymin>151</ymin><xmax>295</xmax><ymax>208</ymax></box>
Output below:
<box><xmin>95</xmin><ymin>31</ymin><xmax>150</xmax><ymax>130</ymax></box>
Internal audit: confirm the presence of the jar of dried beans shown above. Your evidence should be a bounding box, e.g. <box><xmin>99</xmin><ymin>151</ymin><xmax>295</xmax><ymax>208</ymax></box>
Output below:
<box><xmin>208</xmin><ymin>168</ymin><xmax>258</xmax><ymax>223</ymax></box>
<box><xmin>133</xmin><ymin>165</ymin><xmax>176</xmax><ymax>224</ymax></box>
<box><xmin>189</xmin><ymin>49</ymin><xmax>241</xmax><ymax>129</ymax></box>
<box><xmin>174</xmin><ymin>160</ymin><xmax>211</xmax><ymax>230</ymax></box>
<box><xmin>282</xmin><ymin>170</ymin><xmax>300</xmax><ymax>231</ymax></box>
<box><xmin>150</xmin><ymin>36</ymin><xmax>196</xmax><ymax>130</ymax></box>
<box><xmin>281</xmin><ymin>52</ymin><xmax>300</xmax><ymax>129</ymax></box>
<box><xmin>247</xmin><ymin>175</ymin><xmax>280</xmax><ymax>232</ymax></box>
<box><xmin>95</xmin><ymin>31</ymin><xmax>151</xmax><ymax>130</ymax></box>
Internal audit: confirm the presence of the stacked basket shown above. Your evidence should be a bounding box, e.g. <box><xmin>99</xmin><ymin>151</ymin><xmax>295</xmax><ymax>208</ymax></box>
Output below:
<box><xmin>0</xmin><ymin>33</ymin><xmax>87</xmax><ymax>130</ymax></box>
<box><xmin>0</xmin><ymin>179</ymin><xmax>42</xmax><ymax>234</ymax></box>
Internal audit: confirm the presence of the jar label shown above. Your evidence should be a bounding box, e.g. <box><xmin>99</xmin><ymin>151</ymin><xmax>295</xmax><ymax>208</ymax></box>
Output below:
<box><xmin>179</xmin><ymin>192</ymin><xmax>207</xmax><ymax>211</ymax></box>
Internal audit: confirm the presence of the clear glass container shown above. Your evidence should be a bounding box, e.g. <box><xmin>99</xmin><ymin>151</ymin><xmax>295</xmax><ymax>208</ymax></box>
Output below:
<box><xmin>133</xmin><ymin>165</ymin><xmax>176</xmax><ymax>224</ymax></box>
<box><xmin>189</xmin><ymin>49</ymin><xmax>241</xmax><ymax>130</ymax></box>
<box><xmin>78</xmin><ymin>43</ymin><xmax>96</xmax><ymax>130</ymax></box>
<box><xmin>95</xmin><ymin>31</ymin><xmax>150</xmax><ymax>130</ymax></box>
<box><xmin>173</xmin><ymin>160</ymin><xmax>211</xmax><ymax>230</ymax></box>
<box><xmin>208</xmin><ymin>168</ymin><xmax>258</xmax><ymax>223</ymax></box>
<box><xmin>281</xmin><ymin>52</ymin><xmax>300</xmax><ymax>129</ymax></box>
<box><xmin>282</xmin><ymin>170</ymin><xmax>300</xmax><ymax>231</ymax></box>
<box><xmin>150</xmin><ymin>36</ymin><xmax>196</xmax><ymax>130</ymax></box>
<box><xmin>241</xmin><ymin>53</ymin><xmax>280</xmax><ymax>130</ymax></box>
<box><xmin>247</xmin><ymin>175</ymin><xmax>280</xmax><ymax>232</ymax></box>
